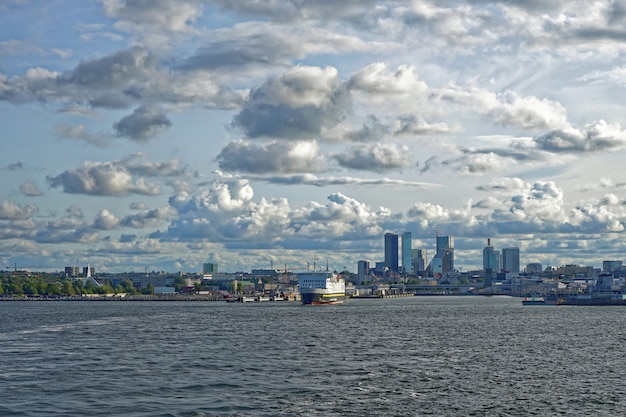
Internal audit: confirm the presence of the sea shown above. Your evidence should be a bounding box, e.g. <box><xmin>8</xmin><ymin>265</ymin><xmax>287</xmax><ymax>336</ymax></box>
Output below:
<box><xmin>1</xmin><ymin>296</ymin><xmax>625</xmax><ymax>417</ymax></box>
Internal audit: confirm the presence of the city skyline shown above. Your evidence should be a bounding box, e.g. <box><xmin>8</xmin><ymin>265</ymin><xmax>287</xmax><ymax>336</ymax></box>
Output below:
<box><xmin>3</xmin><ymin>2</ymin><xmax>626</xmax><ymax>273</ymax></box>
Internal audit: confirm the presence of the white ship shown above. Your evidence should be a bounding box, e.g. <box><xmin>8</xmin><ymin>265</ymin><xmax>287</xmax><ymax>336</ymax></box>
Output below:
<box><xmin>298</xmin><ymin>271</ymin><xmax>346</xmax><ymax>305</ymax></box>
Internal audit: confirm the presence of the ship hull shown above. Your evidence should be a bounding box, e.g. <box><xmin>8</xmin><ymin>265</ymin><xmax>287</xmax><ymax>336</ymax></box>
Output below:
<box><xmin>301</xmin><ymin>291</ymin><xmax>346</xmax><ymax>305</ymax></box>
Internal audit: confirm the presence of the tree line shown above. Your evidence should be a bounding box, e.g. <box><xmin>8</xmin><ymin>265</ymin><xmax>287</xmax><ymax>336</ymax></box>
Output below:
<box><xmin>0</xmin><ymin>273</ymin><xmax>154</xmax><ymax>297</ymax></box>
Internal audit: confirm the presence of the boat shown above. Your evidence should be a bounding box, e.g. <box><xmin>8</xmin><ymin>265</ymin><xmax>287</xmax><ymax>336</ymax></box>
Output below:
<box><xmin>298</xmin><ymin>271</ymin><xmax>346</xmax><ymax>305</ymax></box>
<box><xmin>522</xmin><ymin>296</ymin><xmax>547</xmax><ymax>305</ymax></box>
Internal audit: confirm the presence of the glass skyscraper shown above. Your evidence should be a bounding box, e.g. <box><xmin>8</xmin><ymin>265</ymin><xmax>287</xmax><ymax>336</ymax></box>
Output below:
<box><xmin>384</xmin><ymin>232</ymin><xmax>399</xmax><ymax>273</ymax></box>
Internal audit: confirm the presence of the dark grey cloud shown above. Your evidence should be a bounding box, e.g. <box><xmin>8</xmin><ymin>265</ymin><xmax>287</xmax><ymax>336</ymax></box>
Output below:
<box><xmin>7</xmin><ymin>162</ymin><xmax>24</xmax><ymax>171</ymax></box>
<box><xmin>113</xmin><ymin>105</ymin><xmax>171</xmax><ymax>141</ymax></box>
<box><xmin>332</xmin><ymin>143</ymin><xmax>413</xmax><ymax>173</ymax></box>
<box><xmin>534</xmin><ymin>121</ymin><xmax>626</xmax><ymax>153</ymax></box>
<box><xmin>208</xmin><ymin>0</ymin><xmax>378</xmax><ymax>22</ymax></box>
<box><xmin>179</xmin><ymin>32</ymin><xmax>295</xmax><ymax>72</ymax></box>
<box><xmin>344</xmin><ymin>115</ymin><xmax>390</xmax><ymax>142</ymax></box>
<box><xmin>217</xmin><ymin>140</ymin><xmax>323</xmax><ymax>174</ymax></box>
<box><xmin>62</xmin><ymin>47</ymin><xmax>155</xmax><ymax>89</ymax></box>
<box><xmin>120</xmin><ymin>207</ymin><xmax>176</xmax><ymax>229</ymax></box>
<box><xmin>119</xmin><ymin>233</ymin><xmax>137</xmax><ymax>243</ymax></box>
<box><xmin>232</xmin><ymin>66</ymin><xmax>350</xmax><ymax>139</ymax></box>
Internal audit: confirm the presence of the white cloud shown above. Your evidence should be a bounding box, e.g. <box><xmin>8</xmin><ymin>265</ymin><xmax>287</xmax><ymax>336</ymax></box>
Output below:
<box><xmin>47</xmin><ymin>161</ymin><xmax>162</xmax><ymax>196</ymax></box>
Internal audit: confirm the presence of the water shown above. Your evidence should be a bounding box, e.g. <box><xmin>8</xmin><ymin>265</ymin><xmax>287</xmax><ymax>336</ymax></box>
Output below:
<box><xmin>1</xmin><ymin>296</ymin><xmax>625</xmax><ymax>416</ymax></box>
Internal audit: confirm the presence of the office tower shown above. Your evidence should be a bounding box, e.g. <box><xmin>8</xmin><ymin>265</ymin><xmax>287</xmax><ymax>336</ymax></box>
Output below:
<box><xmin>411</xmin><ymin>248</ymin><xmax>426</xmax><ymax>275</ymax></box>
<box><xmin>603</xmin><ymin>260</ymin><xmax>623</xmax><ymax>273</ymax></box>
<box><xmin>203</xmin><ymin>262</ymin><xmax>218</xmax><ymax>274</ymax></box>
<box><xmin>402</xmin><ymin>232</ymin><xmax>412</xmax><ymax>274</ymax></box>
<box><xmin>384</xmin><ymin>232</ymin><xmax>399</xmax><ymax>273</ymax></box>
<box><xmin>357</xmin><ymin>260</ymin><xmax>370</xmax><ymax>285</ymax></box>
<box><xmin>502</xmin><ymin>247</ymin><xmax>520</xmax><ymax>273</ymax></box>
<box><xmin>428</xmin><ymin>234</ymin><xmax>454</xmax><ymax>277</ymax></box>
<box><xmin>483</xmin><ymin>238</ymin><xmax>500</xmax><ymax>272</ymax></box>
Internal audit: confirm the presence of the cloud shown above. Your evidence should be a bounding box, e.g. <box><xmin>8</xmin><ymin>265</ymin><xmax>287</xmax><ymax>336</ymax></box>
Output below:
<box><xmin>348</xmin><ymin>62</ymin><xmax>429</xmax><ymax>102</ymax></box>
<box><xmin>179</xmin><ymin>22</ymin><xmax>373</xmax><ymax>73</ymax></box>
<box><xmin>0</xmin><ymin>46</ymin><xmax>243</xmax><ymax>113</ymax></box>
<box><xmin>55</xmin><ymin>123</ymin><xmax>112</xmax><ymax>147</ymax></box>
<box><xmin>0</xmin><ymin>200</ymin><xmax>37</xmax><ymax>220</ymax></box>
<box><xmin>162</xmin><ymin>178</ymin><xmax>391</xmax><ymax>244</ymax></box>
<box><xmin>439</xmin><ymin>86</ymin><xmax>570</xmax><ymax>131</ymax></box>
<box><xmin>232</xmin><ymin>65</ymin><xmax>350</xmax><ymax>139</ymax></box>
<box><xmin>534</xmin><ymin>120</ymin><xmax>626</xmax><ymax>153</ymax></box>
<box><xmin>208</xmin><ymin>0</ymin><xmax>380</xmax><ymax>23</ymax></box>
<box><xmin>113</xmin><ymin>105</ymin><xmax>172</xmax><ymax>141</ymax></box>
<box><xmin>244</xmin><ymin>173</ymin><xmax>441</xmax><ymax>189</ymax></box>
<box><xmin>46</xmin><ymin>161</ymin><xmax>162</xmax><ymax>196</ymax></box>
<box><xmin>217</xmin><ymin>140</ymin><xmax>324</xmax><ymax>174</ymax></box>
<box><xmin>93</xmin><ymin>209</ymin><xmax>120</xmax><ymax>230</ymax></box>
<box><xmin>120</xmin><ymin>206</ymin><xmax>177</xmax><ymax>229</ymax></box>
<box><xmin>103</xmin><ymin>0</ymin><xmax>204</xmax><ymax>33</ymax></box>
<box><xmin>476</xmin><ymin>177</ymin><xmax>529</xmax><ymax>193</ymax></box>
<box><xmin>332</xmin><ymin>143</ymin><xmax>413</xmax><ymax>173</ymax></box>
<box><xmin>19</xmin><ymin>180</ymin><xmax>44</xmax><ymax>197</ymax></box>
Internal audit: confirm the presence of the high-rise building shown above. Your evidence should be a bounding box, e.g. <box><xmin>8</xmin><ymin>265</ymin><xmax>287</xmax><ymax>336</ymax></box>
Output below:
<box><xmin>411</xmin><ymin>249</ymin><xmax>426</xmax><ymax>275</ymax></box>
<box><xmin>203</xmin><ymin>263</ymin><xmax>218</xmax><ymax>274</ymax></box>
<box><xmin>357</xmin><ymin>260</ymin><xmax>370</xmax><ymax>284</ymax></box>
<box><xmin>502</xmin><ymin>247</ymin><xmax>520</xmax><ymax>273</ymax></box>
<box><xmin>603</xmin><ymin>260</ymin><xmax>623</xmax><ymax>273</ymax></box>
<box><xmin>402</xmin><ymin>232</ymin><xmax>412</xmax><ymax>274</ymax></box>
<box><xmin>483</xmin><ymin>238</ymin><xmax>500</xmax><ymax>272</ymax></box>
<box><xmin>384</xmin><ymin>232</ymin><xmax>399</xmax><ymax>273</ymax></box>
<box><xmin>428</xmin><ymin>234</ymin><xmax>454</xmax><ymax>277</ymax></box>
<box><xmin>64</xmin><ymin>266</ymin><xmax>80</xmax><ymax>277</ymax></box>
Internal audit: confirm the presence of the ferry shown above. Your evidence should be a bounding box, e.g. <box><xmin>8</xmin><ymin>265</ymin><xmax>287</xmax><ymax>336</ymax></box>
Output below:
<box><xmin>521</xmin><ymin>296</ymin><xmax>547</xmax><ymax>306</ymax></box>
<box><xmin>298</xmin><ymin>271</ymin><xmax>346</xmax><ymax>305</ymax></box>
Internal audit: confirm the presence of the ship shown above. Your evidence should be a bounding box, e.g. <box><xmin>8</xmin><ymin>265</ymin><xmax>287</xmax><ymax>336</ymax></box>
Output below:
<box><xmin>298</xmin><ymin>271</ymin><xmax>346</xmax><ymax>305</ymax></box>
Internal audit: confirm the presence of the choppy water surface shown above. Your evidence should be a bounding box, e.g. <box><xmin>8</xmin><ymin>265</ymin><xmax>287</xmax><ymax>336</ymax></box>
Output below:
<box><xmin>1</xmin><ymin>296</ymin><xmax>625</xmax><ymax>416</ymax></box>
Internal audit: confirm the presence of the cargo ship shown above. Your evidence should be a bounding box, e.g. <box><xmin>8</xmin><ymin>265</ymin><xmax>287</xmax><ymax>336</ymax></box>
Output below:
<box><xmin>298</xmin><ymin>271</ymin><xmax>346</xmax><ymax>305</ymax></box>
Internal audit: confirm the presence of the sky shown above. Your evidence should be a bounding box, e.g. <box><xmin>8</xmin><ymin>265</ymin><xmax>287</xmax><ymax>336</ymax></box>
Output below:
<box><xmin>3</xmin><ymin>0</ymin><xmax>626</xmax><ymax>274</ymax></box>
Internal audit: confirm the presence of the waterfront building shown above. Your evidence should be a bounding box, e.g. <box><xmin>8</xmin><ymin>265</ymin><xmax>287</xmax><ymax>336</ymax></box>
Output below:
<box><xmin>525</xmin><ymin>263</ymin><xmax>542</xmax><ymax>274</ymax></box>
<box><xmin>384</xmin><ymin>232</ymin><xmax>399</xmax><ymax>273</ymax></box>
<box><xmin>402</xmin><ymin>232</ymin><xmax>412</xmax><ymax>274</ymax></box>
<box><xmin>502</xmin><ymin>247</ymin><xmax>520</xmax><ymax>273</ymax></box>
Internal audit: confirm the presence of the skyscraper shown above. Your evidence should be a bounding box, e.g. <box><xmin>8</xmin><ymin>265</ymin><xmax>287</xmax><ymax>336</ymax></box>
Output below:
<box><xmin>411</xmin><ymin>248</ymin><xmax>426</xmax><ymax>275</ymax></box>
<box><xmin>483</xmin><ymin>238</ymin><xmax>500</xmax><ymax>272</ymax></box>
<box><xmin>502</xmin><ymin>247</ymin><xmax>520</xmax><ymax>273</ymax></box>
<box><xmin>357</xmin><ymin>260</ymin><xmax>370</xmax><ymax>285</ymax></box>
<box><xmin>384</xmin><ymin>232</ymin><xmax>399</xmax><ymax>273</ymax></box>
<box><xmin>428</xmin><ymin>234</ymin><xmax>454</xmax><ymax>277</ymax></box>
<box><xmin>402</xmin><ymin>232</ymin><xmax>412</xmax><ymax>274</ymax></box>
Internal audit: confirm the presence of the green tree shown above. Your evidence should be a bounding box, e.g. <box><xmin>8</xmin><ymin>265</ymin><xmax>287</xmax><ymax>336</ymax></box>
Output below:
<box><xmin>142</xmin><ymin>283</ymin><xmax>154</xmax><ymax>295</ymax></box>
<box><xmin>61</xmin><ymin>280</ymin><xmax>75</xmax><ymax>296</ymax></box>
<box><xmin>46</xmin><ymin>282</ymin><xmax>62</xmax><ymax>296</ymax></box>
<box><xmin>173</xmin><ymin>276</ymin><xmax>186</xmax><ymax>291</ymax></box>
